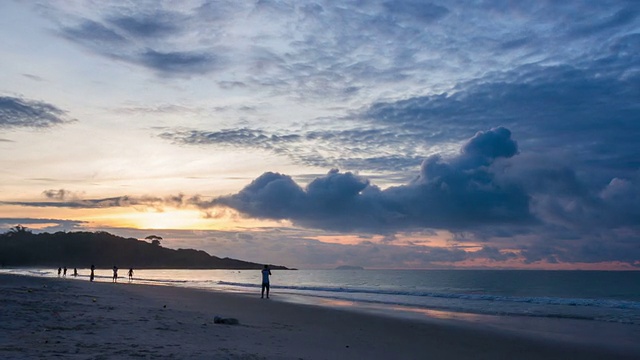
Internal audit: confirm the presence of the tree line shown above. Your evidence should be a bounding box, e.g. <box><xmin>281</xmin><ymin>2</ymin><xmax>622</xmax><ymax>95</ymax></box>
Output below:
<box><xmin>0</xmin><ymin>226</ymin><xmax>288</xmax><ymax>270</ymax></box>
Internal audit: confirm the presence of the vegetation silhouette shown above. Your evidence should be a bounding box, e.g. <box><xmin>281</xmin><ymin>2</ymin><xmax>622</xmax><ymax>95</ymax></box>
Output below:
<box><xmin>145</xmin><ymin>234</ymin><xmax>163</xmax><ymax>246</ymax></box>
<box><xmin>0</xmin><ymin>226</ymin><xmax>289</xmax><ymax>270</ymax></box>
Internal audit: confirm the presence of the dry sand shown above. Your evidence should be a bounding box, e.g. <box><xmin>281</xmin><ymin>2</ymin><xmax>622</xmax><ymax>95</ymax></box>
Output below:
<box><xmin>1</xmin><ymin>273</ymin><xmax>638</xmax><ymax>359</ymax></box>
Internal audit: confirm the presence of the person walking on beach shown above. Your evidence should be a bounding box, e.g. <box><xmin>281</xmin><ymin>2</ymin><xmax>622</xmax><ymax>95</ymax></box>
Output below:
<box><xmin>57</xmin><ymin>267</ymin><xmax>61</xmax><ymax>277</ymax></box>
<box><xmin>63</xmin><ymin>266</ymin><xmax>67</xmax><ymax>277</ymax></box>
<box><xmin>128</xmin><ymin>267</ymin><xmax>134</xmax><ymax>282</ymax></box>
<box><xmin>73</xmin><ymin>268</ymin><xmax>78</xmax><ymax>277</ymax></box>
<box><xmin>90</xmin><ymin>264</ymin><xmax>95</xmax><ymax>282</ymax></box>
<box><xmin>261</xmin><ymin>265</ymin><xmax>272</xmax><ymax>299</ymax></box>
<box><xmin>112</xmin><ymin>266</ymin><xmax>118</xmax><ymax>283</ymax></box>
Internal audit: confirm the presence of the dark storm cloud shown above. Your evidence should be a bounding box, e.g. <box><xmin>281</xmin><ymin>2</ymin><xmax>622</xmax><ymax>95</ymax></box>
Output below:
<box><xmin>0</xmin><ymin>96</ymin><xmax>72</xmax><ymax>129</ymax></box>
<box><xmin>189</xmin><ymin>124</ymin><xmax>640</xmax><ymax>267</ymax></box>
<box><xmin>520</xmin><ymin>232</ymin><xmax>640</xmax><ymax>266</ymax></box>
<box><xmin>362</xmin><ymin>61</ymin><xmax>640</xmax><ymax>182</ymax></box>
<box><xmin>205</xmin><ymin>128</ymin><xmax>532</xmax><ymax>232</ymax></box>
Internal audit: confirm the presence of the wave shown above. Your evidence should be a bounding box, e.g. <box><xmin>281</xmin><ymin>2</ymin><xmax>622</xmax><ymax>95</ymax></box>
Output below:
<box><xmin>132</xmin><ymin>277</ymin><xmax>190</xmax><ymax>285</ymax></box>
<box><xmin>217</xmin><ymin>280</ymin><xmax>640</xmax><ymax>311</ymax></box>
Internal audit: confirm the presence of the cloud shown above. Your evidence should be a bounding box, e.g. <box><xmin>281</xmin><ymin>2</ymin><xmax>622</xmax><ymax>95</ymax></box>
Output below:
<box><xmin>0</xmin><ymin>96</ymin><xmax>72</xmax><ymax>129</ymax></box>
<box><xmin>0</xmin><ymin>218</ymin><xmax>87</xmax><ymax>232</ymax></box>
<box><xmin>570</xmin><ymin>6</ymin><xmax>639</xmax><ymax>38</ymax></box>
<box><xmin>105</xmin><ymin>10</ymin><xmax>184</xmax><ymax>38</ymax></box>
<box><xmin>3</xmin><ymin>191</ymin><xmax>190</xmax><ymax>211</ymax></box>
<box><xmin>382</xmin><ymin>1</ymin><xmax>449</xmax><ymax>23</ymax></box>
<box><xmin>22</xmin><ymin>74</ymin><xmax>45</xmax><ymax>82</ymax></box>
<box><xmin>187</xmin><ymin>125</ymin><xmax>640</xmax><ymax>267</ymax></box>
<box><xmin>362</xmin><ymin>60</ymin><xmax>640</xmax><ymax>183</ymax></box>
<box><xmin>56</xmin><ymin>8</ymin><xmax>221</xmax><ymax>76</ymax></box>
<box><xmin>138</xmin><ymin>49</ymin><xmax>218</xmax><ymax>75</ymax></box>
<box><xmin>60</xmin><ymin>19</ymin><xmax>127</xmax><ymax>44</ymax></box>
<box><xmin>159</xmin><ymin>127</ymin><xmax>427</xmax><ymax>175</ymax></box>
<box><xmin>40</xmin><ymin>0</ymin><xmax>639</xmax><ymax>101</ymax></box>
<box><xmin>206</xmin><ymin>128</ymin><xmax>532</xmax><ymax>232</ymax></box>
<box><xmin>156</xmin><ymin>44</ymin><xmax>639</xmax><ymax>186</ymax></box>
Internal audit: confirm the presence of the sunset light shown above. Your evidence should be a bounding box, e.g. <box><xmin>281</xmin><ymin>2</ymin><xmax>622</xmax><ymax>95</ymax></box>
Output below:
<box><xmin>1</xmin><ymin>1</ymin><xmax>638</xmax><ymax>270</ymax></box>
<box><xmin>2</xmin><ymin>2</ymin><xmax>639</xmax><ymax>358</ymax></box>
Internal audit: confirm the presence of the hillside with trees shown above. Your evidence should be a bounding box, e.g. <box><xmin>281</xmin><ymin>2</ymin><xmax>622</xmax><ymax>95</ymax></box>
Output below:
<box><xmin>0</xmin><ymin>226</ymin><xmax>289</xmax><ymax>270</ymax></box>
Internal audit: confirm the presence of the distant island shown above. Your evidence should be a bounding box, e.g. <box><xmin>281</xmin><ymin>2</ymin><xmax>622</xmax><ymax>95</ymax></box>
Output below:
<box><xmin>335</xmin><ymin>265</ymin><xmax>364</xmax><ymax>270</ymax></box>
<box><xmin>0</xmin><ymin>226</ymin><xmax>289</xmax><ymax>270</ymax></box>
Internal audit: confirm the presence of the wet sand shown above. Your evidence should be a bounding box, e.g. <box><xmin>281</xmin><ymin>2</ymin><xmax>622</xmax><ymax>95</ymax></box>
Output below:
<box><xmin>1</xmin><ymin>273</ymin><xmax>638</xmax><ymax>359</ymax></box>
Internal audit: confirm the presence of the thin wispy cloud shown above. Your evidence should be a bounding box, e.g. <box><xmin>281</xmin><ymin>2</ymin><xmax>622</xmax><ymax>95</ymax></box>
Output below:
<box><xmin>0</xmin><ymin>96</ymin><xmax>72</xmax><ymax>129</ymax></box>
<box><xmin>4</xmin><ymin>192</ymin><xmax>190</xmax><ymax>211</ymax></box>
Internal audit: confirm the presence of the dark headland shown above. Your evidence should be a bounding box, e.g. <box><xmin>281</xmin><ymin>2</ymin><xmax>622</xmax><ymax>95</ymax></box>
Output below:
<box><xmin>0</xmin><ymin>227</ymin><xmax>289</xmax><ymax>270</ymax></box>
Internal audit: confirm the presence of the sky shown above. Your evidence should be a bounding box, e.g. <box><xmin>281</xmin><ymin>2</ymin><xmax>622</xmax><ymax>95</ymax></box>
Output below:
<box><xmin>1</xmin><ymin>0</ymin><xmax>639</xmax><ymax>270</ymax></box>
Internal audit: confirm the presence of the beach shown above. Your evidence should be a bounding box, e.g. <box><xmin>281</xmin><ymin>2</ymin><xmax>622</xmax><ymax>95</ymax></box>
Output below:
<box><xmin>1</xmin><ymin>274</ymin><xmax>639</xmax><ymax>360</ymax></box>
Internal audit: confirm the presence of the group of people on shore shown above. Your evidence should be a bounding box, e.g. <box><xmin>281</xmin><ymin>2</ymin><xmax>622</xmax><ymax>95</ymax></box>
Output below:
<box><xmin>56</xmin><ymin>264</ymin><xmax>273</xmax><ymax>298</ymax></box>
<box><xmin>59</xmin><ymin>265</ymin><xmax>134</xmax><ymax>282</ymax></box>
<box><xmin>57</xmin><ymin>266</ymin><xmax>78</xmax><ymax>278</ymax></box>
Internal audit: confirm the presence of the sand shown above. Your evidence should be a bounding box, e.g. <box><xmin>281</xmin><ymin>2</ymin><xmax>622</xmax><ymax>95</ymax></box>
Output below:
<box><xmin>1</xmin><ymin>273</ymin><xmax>639</xmax><ymax>360</ymax></box>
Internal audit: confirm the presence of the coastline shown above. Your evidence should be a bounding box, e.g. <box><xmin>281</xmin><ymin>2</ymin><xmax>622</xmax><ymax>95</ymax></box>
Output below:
<box><xmin>1</xmin><ymin>274</ymin><xmax>639</xmax><ymax>359</ymax></box>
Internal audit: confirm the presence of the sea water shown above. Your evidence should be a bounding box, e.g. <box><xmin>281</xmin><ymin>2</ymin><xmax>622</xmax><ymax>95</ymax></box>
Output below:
<box><xmin>4</xmin><ymin>268</ymin><xmax>640</xmax><ymax>326</ymax></box>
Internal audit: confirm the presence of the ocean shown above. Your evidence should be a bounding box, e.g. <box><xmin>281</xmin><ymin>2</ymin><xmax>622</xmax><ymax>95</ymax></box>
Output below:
<box><xmin>4</xmin><ymin>268</ymin><xmax>640</xmax><ymax>326</ymax></box>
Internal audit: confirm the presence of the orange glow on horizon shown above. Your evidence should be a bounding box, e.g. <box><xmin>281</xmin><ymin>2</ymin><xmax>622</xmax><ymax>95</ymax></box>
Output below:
<box><xmin>82</xmin><ymin>208</ymin><xmax>289</xmax><ymax>231</ymax></box>
<box><xmin>0</xmin><ymin>204</ymin><xmax>286</xmax><ymax>232</ymax></box>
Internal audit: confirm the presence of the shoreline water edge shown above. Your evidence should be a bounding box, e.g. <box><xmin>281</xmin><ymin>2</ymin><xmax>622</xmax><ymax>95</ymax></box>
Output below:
<box><xmin>2</xmin><ymin>270</ymin><xmax>640</xmax><ymax>359</ymax></box>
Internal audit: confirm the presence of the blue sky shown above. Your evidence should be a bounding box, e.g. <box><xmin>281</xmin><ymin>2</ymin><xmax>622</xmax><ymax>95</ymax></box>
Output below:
<box><xmin>1</xmin><ymin>1</ymin><xmax>639</xmax><ymax>269</ymax></box>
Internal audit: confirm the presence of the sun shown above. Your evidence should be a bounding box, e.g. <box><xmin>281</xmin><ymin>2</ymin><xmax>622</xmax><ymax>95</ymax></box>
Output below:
<box><xmin>83</xmin><ymin>209</ymin><xmax>220</xmax><ymax>230</ymax></box>
<box><xmin>127</xmin><ymin>210</ymin><xmax>215</xmax><ymax>230</ymax></box>
<box><xmin>71</xmin><ymin>206</ymin><xmax>291</xmax><ymax>232</ymax></box>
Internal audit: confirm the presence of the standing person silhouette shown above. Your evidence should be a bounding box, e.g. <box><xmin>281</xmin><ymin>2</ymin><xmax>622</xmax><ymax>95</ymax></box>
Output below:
<box><xmin>261</xmin><ymin>265</ymin><xmax>271</xmax><ymax>299</ymax></box>
<box><xmin>73</xmin><ymin>268</ymin><xmax>78</xmax><ymax>277</ymax></box>
<box><xmin>128</xmin><ymin>267</ymin><xmax>134</xmax><ymax>282</ymax></box>
<box><xmin>57</xmin><ymin>267</ymin><xmax>61</xmax><ymax>277</ymax></box>
<box><xmin>90</xmin><ymin>264</ymin><xmax>95</xmax><ymax>282</ymax></box>
<box><xmin>63</xmin><ymin>266</ymin><xmax>67</xmax><ymax>277</ymax></box>
<box><xmin>112</xmin><ymin>266</ymin><xmax>118</xmax><ymax>283</ymax></box>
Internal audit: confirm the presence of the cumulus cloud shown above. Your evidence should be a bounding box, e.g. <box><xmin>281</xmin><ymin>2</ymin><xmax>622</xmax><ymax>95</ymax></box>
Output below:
<box><xmin>184</xmin><ymin>126</ymin><xmax>640</xmax><ymax>267</ymax></box>
<box><xmin>7</xmin><ymin>1</ymin><xmax>638</xmax><ymax>268</ymax></box>
<box><xmin>362</xmin><ymin>60</ymin><xmax>640</xmax><ymax>184</ymax></box>
<box><xmin>205</xmin><ymin>128</ymin><xmax>532</xmax><ymax>232</ymax></box>
<box><xmin>0</xmin><ymin>96</ymin><xmax>72</xmax><ymax>129</ymax></box>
